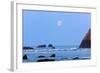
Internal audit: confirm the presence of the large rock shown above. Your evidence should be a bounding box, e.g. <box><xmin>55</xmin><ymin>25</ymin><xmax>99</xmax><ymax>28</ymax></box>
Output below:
<box><xmin>79</xmin><ymin>29</ymin><xmax>91</xmax><ymax>48</ymax></box>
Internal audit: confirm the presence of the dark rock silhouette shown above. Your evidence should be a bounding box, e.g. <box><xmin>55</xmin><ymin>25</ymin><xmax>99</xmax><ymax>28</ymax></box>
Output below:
<box><xmin>50</xmin><ymin>54</ymin><xmax>56</xmax><ymax>57</ymax></box>
<box><xmin>23</xmin><ymin>47</ymin><xmax>34</xmax><ymax>50</ymax></box>
<box><xmin>38</xmin><ymin>55</ymin><xmax>45</xmax><ymax>58</ymax></box>
<box><xmin>48</xmin><ymin>44</ymin><xmax>53</xmax><ymax>47</ymax></box>
<box><xmin>48</xmin><ymin>44</ymin><xmax>55</xmax><ymax>49</ymax></box>
<box><xmin>37</xmin><ymin>59</ymin><xmax>55</xmax><ymax>62</ymax></box>
<box><xmin>79</xmin><ymin>29</ymin><xmax>91</xmax><ymax>48</ymax></box>
<box><xmin>37</xmin><ymin>45</ymin><xmax>46</xmax><ymax>48</ymax></box>
<box><xmin>23</xmin><ymin>54</ymin><xmax>27</xmax><ymax>60</ymax></box>
<box><xmin>73</xmin><ymin>57</ymin><xmax>79</xmax><ymax>60</ymax></box>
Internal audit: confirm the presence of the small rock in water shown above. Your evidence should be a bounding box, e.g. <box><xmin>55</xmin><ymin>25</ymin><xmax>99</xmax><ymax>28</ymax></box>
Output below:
<box><xmin>23</xmin><ymin>54</ymin><xmax>27</xmax><ymax>60</ymax></box>
<box><xmin>73</xmin><ymin>57</ymin><xmax>79</xmax><ymax>60</ymax></box>
<box><xmin>23</xmin><ymin>46</ymin><xmax>34</xmax><ymax>50</ymax></box>
<box><xmin>38</xmin><ymin>55</ymin><xmax>45</xmax><ymax>58</ymax></box>
<box><xmin>50</xmin><ymin>54</ymin><xmax>56</xmax><ymax>57</ymax></box>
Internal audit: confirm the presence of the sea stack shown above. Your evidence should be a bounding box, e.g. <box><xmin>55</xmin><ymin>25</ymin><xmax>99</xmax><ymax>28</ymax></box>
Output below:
<box><xmin>79</xmin><ymin>29</ymin><xmax>91</xmax><ymax>48</ymax></box>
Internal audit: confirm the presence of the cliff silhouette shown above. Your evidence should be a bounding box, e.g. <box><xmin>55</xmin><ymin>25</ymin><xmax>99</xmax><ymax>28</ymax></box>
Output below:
<box><xmin>79</xmin><ymin>29</ymin><xmax>91</xmax><ymax>48</ymax></box>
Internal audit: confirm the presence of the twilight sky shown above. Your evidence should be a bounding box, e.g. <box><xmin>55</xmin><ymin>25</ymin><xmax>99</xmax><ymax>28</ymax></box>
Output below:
<box><xmin>23</xmin><ymin>10</ymin><xmax>91</xmax><ymax>47</ymax></box>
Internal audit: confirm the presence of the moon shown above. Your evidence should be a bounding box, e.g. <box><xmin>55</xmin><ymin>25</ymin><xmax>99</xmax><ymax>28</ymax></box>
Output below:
<box><xmin>57</xmin><ymin>20</ymin><xmax>63</xmax><ymax>27</ymax></box>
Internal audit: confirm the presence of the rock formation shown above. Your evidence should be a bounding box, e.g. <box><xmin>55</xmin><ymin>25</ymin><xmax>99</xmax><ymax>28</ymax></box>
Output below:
<box><xmin>79</xmin><ymin>29</ymin><xmax>91</xmax><ymax>48</ymax></box>
<box><xmin>48</xmin><ymin>44</ymin><xmax>55</xmax><ymax>49</ymax></box>
<box><xmin>38</xmin><ymin>55</ymin><xmax>45</xmax><ymax>58</ymax></box>
<box><xmin>50</xmin><ymin>54</ymin><xmax>56</xmax><ymax>57</ymax></box>
<box><xmin>23</xmin><ymin>54</ymin><xmax>27</xmax><ymax>60</ymax></box>
<box><xmin>23</xmin><ymin>47</ymin><xmax>34</xmax><ymax>50</ymax></box>
<box><xmin>37</xmin><ymin>45</ymin><xmax>46</xmax><ymax>48</ymax></box>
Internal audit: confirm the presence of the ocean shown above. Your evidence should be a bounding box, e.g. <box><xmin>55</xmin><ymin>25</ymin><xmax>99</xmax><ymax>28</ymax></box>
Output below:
<box><xmin>23</xmin><ymin>46</ymin><xmax>91</xmax><ymax>62</ymax></box>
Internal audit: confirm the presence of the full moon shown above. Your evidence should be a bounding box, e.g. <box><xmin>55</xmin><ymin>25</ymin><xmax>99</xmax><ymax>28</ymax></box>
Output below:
<box><xmin>57</xmin><ymin>20</ymin><xmax>63</xmax><ymax>27</ymax></box>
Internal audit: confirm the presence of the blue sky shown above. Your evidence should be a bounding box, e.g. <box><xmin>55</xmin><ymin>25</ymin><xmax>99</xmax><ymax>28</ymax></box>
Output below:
<box><xmin>23</xmin><ymin>10</ymin><xmax>91</xmax><ymax>47</ymax></box>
